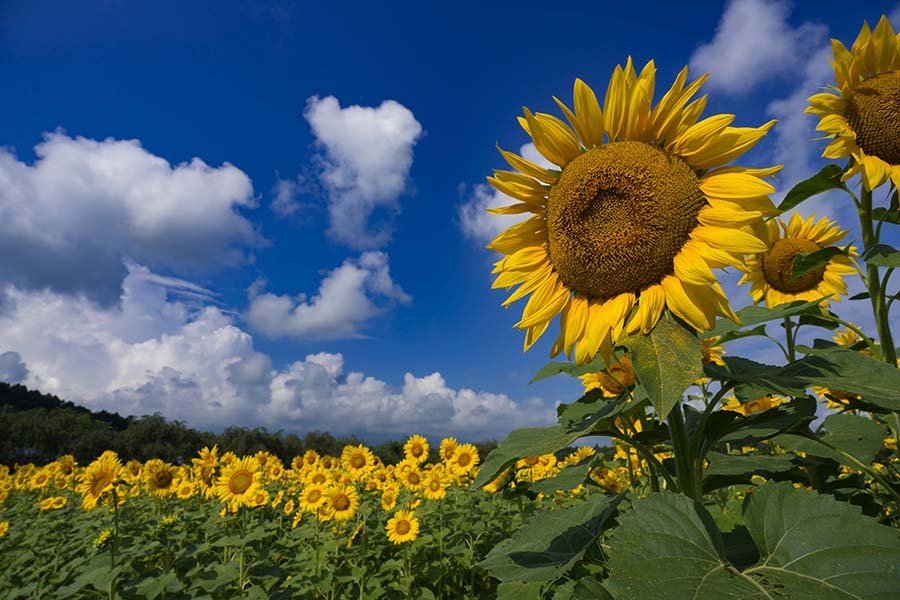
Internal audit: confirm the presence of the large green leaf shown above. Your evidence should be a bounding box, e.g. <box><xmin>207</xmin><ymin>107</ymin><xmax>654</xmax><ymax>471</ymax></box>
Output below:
<box><xmin>708</xmin><ymin>300</ymin><xmax>825</xmax><ymax>341</ymax></box>
<box><xmin>530</xmin><ymin>353</ymin><xmax>614</xmax><ymax>383</ymax></box>
<box><xmin>556</xmin><ymin>390</ymin><xmax>644</xmax><ymax>429</ymax></box>
<box><xmin>531</xmin><ymin>457</ymin><xmax>594</xmax><ymax>494</ymax></box>
<box><xmin>478</xmin><ymin>493</ymin><xmax>623</xmax><ymax>583</ymax></box>
<box><xmin>606</xmin><ymin>484</ymin><xmax>900</xmax><ymax>600</ymax></box>
<box><xmin>605</xmin><ymin>492</ymin><xmax>760</xmax><ymax>599</ymax></box>
<box><xmin>473</xmin><ymin>424</ymin><xmax>594</xmax><ymax>489</ymax></box>
<box><xmin>742</xmin><ymin>482</ymin><xmax>900</xmax><ymax>599</ymax></box>
<box><xmin>777</xmin><ymin>164</ymin><xmax>845</xmax><ymax>212</ymax></box>
<box><xmin>775</xmin><ymin>413</ymin><xmax>885</xmax><ymax>467</ymax></box>
<box><xmin>704</xmin><ymin>452</ymin><xmax>795</xmax><ymax>477</ymax></box>
<box><xmin>718</xmin><ymin>397</ymin><xmax>817</xmax><ymax>444</ymax></box>
<box><xmin>703</xmin><ymin>356</ymin><xmax>809</xmax><ymax>397</ymax></box>
<box><xmin>497</xmin><ymin>582</ymin><xmax>543</xmax><ymax>599</ymax></box>
<box><xmin>862</xmin><ymin>243</ymin><xmax>900</xmax><ymax>267</ymax></box>
<box><xmin>791</xmin><ymin>346</ymin><xmax>900</xmax><ymax>411</ymax></box>
<box><xmin>792</xmin><ymin>245</ymin><xmax>851</xmax><ymax>278</ymax></box>
<box><xmin>620</xmin><ymin>316</ymin><xmax>702</xmax><ymax>419</ymax></box>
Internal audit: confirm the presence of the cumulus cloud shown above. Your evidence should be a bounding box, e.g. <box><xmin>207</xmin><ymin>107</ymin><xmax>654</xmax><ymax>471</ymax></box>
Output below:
<box><xmin>304</xmin><ymin>95</ymin><xmax>423</xmax><ymax>248</ymax></box>
<box><xmin>0</xmin><ymin>132</ymin><xmax>261</xmax><ymax>304</ymax></box>
<box><xmin>689</xmin><ymin>0</ymin><xmax>826</xmax><ymax>94</ymax></box>
<box><xmin>0</xmin><ymin>351</ymin><xmax>28</xmax><ymax>384</ymax></box>
<box><xmin>458</xmin><ymin>144</ymin><xmax>552</xmax><ymax>244</ymax></box>
<box><xmin>246</xmin><ymin>251</ymin><xmax>411</xmax><ymax>340</ymax></box>
<box><xmin>0</xmin><ymin>268</ymin><xmax>552</xmax><ymax>439</ymax></box>
<box><xmin>270</xmin><ymin>177</ymin><xmax>302</xmax><ymax>217</ymax></box>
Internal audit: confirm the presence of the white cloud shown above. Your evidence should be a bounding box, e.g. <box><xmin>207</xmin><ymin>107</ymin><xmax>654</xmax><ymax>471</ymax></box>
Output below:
<box><xmin>270</xmin><ymin>177</ymin><xmax>302</xmax><ymax>217</ymax></box>
<box><xmin>0</xmin><ymin>132</ymin><xmax>261</xmax><ymax>304</ymax></box>
<box><xmin>690</xmin><ymin>0</ymin><xmax>826</xmax><ymax>94</ymax></box>
<box><xmin>246</xmin><ymin>251</ymin><xmax>410</xmax><ymax>340</ymax></box>
<box><xmin>0</xmin><ymin>268</ymin><xmax>552</xmax><ymax>439</ymax></box>
<box><xmin>0</xmin><ymin>351</ymin><xmax>28</xmax><ymax>384</ymax></box>
<box><xmin>304</xmin><ymin>96</ymin><xmax>423</xmax><ymax>248</ymax></box>
<box><xmin>458</xmin><ymin>143</ymin><xmax>553</xmax><ymax>244</ymax></box>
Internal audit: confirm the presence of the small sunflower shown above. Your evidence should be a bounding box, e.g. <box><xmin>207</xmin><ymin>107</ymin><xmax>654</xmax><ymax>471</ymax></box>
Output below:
<box><xmin>341</xmin><ymin>445</ymin><xmax>375</xmax><ymax>480</ymax></box>
<box><xmin>0</xmin><ymin>521</ymin><xmax>7</xmax><ymax>538</ymax></box>
<box><xmin>422</xmin><ymin>473</ymin><xmax>448</xmax><ymax>500</ymax></box>
<box><xmin>216</xmin><ymin>456</ymin><xmax>260</xmax><ymax>509</ymax></box>
<box><xmin>399</xmin><ymin>466</ymin><xmax>424</xmax><ymax>492</ymax></box>
<box><xmin>283</xmin><ymin>499</ymin><xmax>296</xmax><ymax>516</ymax></box>
<box><xmin>303</xmin><ymin>449</ymin><xmax>320</xmax><ymax>467</ymax></box>
<box><xmin>381</xmin><ymin>485</ymin><xmax>399</xmax><ymax>511</ymax></box>
<box><xmin>50</xmin><ymin>495</ymin><xmax>68</xmax><ymax>510</ymax></box>
<box><xmin>299</xmin><ymin>483</ymin><xmax>327</xmax><ymax>513</ymax></box>
<box><xmin>385</xmin><ymin>509</ymin><xmax>419</xmax><ymax>544</ymax></box>
<box><xmin>305</xmin><ymin>467</ymin><xmax>329</xmax><ymax>486</ymax></box>
<box><xmin>807</xmin><ymin>15</ymin><xmax>900</xmax><ymax>190</ymax></box>
<box><xmin>722</xmin><ymin>394</ymin><xmax>786</xmax><ymax>416</ymax></box>
<box><xmin>326</xmin><ymin>484</ymin><xmax>359</xmax><ymax>521</ymax></box>
<box><xmin>176</xmin><ymin>481</ymin><xmax>195</xmax><ymax>500</ymax></box>
<box><xmin>488</xmin><ymin>58</ymin><xmax>779</xmax><ymax>364</ymax></box>
<box><xmin>439</xmin><ymin>437</ymin><xmax>458</xmax><ymax>462</ymax></box>
<box><xmin>403</xmin><ymin>435</ymin><xmax>429</xmax><ymax>463</ymax></box>
<box><xmin>579</xmin><ymin>353</ymin><xmax>636</xmax><ymax>396</ymax></box>
<box><xmin>250</xmin><ymin>489</ymin><xmax>270</xmax><ymax>508</ymax></box>
<box><xmin>740</xmin><ymin>214</ymin><xmax>856</xmax><ymax>308</ymax></box>
<box><xmin>448</xmin><ymin>444</ymin><xmax>479</xmax><ymax>475</ymax></box>
<box><xmin>76</xmin><ymin>452</ymin><xmax>121</xmax><ymax>511</ymax></box>
<box><xmin>144</xmin><ymin>459</ymin><xmax>178</xmax><ymax>498</ymax></box>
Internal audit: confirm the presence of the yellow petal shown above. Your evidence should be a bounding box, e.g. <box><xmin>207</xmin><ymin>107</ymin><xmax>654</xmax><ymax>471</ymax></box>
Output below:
<box><xmin>661</xmin><ymin>275</ymin><xmax>713</xmax><ymax>332</ymax></box>
<box><xmin>573</xmin><ymin>78</ymin><xmax>604</xmax><ymax>148</ymax></box>
<box><xmin>496</xmin><ymin>146</ymin><xmax>558</xmax><ymax>184</ymax></box>
<box><xmin>673</xmin><ymin>244</ymin><xmax>717</xmax><ymax>285</ymax></box>
<box><xmin>700</xmin><ymin>172</ymin><xmax>775</xmax><ymax>200</ymax></box>
<box><xmin>627</xmin><ymin>284</ymin><xmax>666</xmax><ymax>334</ymax></box>
<box><xmin>691</xmin><ymin>225</ymin><xmax>768</xmax><ymax>254</ymax></box>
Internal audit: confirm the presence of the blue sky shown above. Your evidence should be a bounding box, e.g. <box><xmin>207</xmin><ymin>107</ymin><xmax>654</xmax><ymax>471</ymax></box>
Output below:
<box><xmin>0</xmin><ymin>0</ymin><xmax>898</xmax><ymax>441</ymax></box>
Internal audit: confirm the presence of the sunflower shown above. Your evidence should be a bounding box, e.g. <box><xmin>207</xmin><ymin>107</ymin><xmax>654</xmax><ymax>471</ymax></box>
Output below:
<box><xmin>722</xmin><ymin>394</ymin><xmax>786</xmax><ymax>416</ymax></box>
<box><xmin>399</xmin><ymin>466</ymin><xmax>424</xmax><ymax>492</ymax></box>
<box><xmin>123</xmin><ymin>460</ymin><xmax>143</xmax><ymax>484</ymax></box>
<box><xmin>740</xmin><ymin>214</ymin><xmax>856</xmax><ymax>308</ymax></box>
<box><xmin>439</xmin><ymin>437</ymin><xmax>458</xmax><ymax>462</ymax></box>
<box><xmin>283</xmin><ymin>499</ymin><xmax>296</xmax><ymax>516</ymax></box>
<box><xmin>806</xmin><ymin>15</ymin><xmax>900</xmax><ymax>191</ymax></box>
<box><xmin>144</xmin><ymin>459</ymin><xmax>178</xmax><ymax>498</ymax></box>
<box><xmin>216</xmin><ymin>456</ymin><xmax>260</xmax><ymax>509</ymax></box>
<box><xmin>0</xmin><ymin>522</ymin><xmax>7</xmax><ymax>538</ymax></box>
<box><xmin>250</xmin><ymin>489</ymin><xmax>270</xmax><ymax>508</ymax></box>
<box><xmin>305</xmin><ymin>467</ymin><xmax>329</xmax><ymax>486</ymax></box>
<box><xmin>579</xmin><ymin>353</ymin><xmax>636</xmax><ymax>396</ymax></box>
<box><xmin>422</xmin><ymin>472</ymin><xmax>448</xmax><ymax>500</ymax></box>
<box><xmin>325</xmin><ymin>484</ymin><xmax>359</xmax><ymax>521</ymax></box>
<box><xmin>176</xmin><ymin>481</ymin><xmax>195</xmax><ymax>500</ymax></box>
<box><xmin>381</xmin><ymin>485</ymin><xmax>399</xmax><ymax>511</ymax></box>
<box><xmin>487</xmin><ymin>58</ymin><xmax>778</xmax><ymax>364</ymax></box>
<box><xmin>299</xmin><ymin>483</ymin><xmax>327</xmax><ymax>513</ymax></box>
<box><xmin>341</xmin><ymin>445</ymin><xmax>375</xmax><ymax>480</ymax></box>
<box><xmin>701</xmin><ymin>336</ymin><xmax>726</xmax><ymax>365</ymax></box>
<box><xmin>385</xmin><ymin>510</ymin><xmax>419</xmax><ymax>544</ymax></box>
<box><xmin>303</xmin><ymin>449</ymin><xmax>320</xmax><ymax>467</ymax></box>
<box><xmin>50</xmin><ymin>496</ymin><xmax>67</xmax><ymax>510</ymax></box>
<box><xmin>29</xmin><ymin>469</ymin><xmax>52</xmax><ymax>491</ymax></box>
<box><xmin>403</xmin><ymin>435</ymin><xmax>429</xmax><ymax>463</ymax></box>
<box><xmin>448</xmin><ymin>444</ymin><xmax>479</xmax><ymax>475</ymax></box>
<box><xmin>76</xmin><ymin>452</ymin><xmax>121</xmax><ymax>511</ymax></box>
<box><xmin>562</xmin><ymin>446</ymin><xmax>597</xmax><ymax>466</ymax></box>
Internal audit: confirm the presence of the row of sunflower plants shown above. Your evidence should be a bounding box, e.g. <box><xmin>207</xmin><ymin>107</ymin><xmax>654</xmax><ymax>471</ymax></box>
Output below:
<box><xmin>0</xmin><ymin>435</ymin><xmax>625</xmax><ymax>598</ymax></box>
<box><xmin>476</xmin><ymin>13</ymin><xmax>900</xmax><ymax>599</ymax></box>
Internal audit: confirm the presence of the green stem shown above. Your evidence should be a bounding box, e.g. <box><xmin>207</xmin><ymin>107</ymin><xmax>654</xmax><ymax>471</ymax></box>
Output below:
<box><xmin>859</xmin><ymin>187</ymin><xmax>897</xmax><ymax>364</ymax></box>
<box><xmin>783</xmin><ymin>318</ymin><xmax>797</xmax><ymax>362</ymax></box>
<box><xmin>668</xmin><ymin>402</ymin><xmax>700</xmax><ymax>501</ymax></box>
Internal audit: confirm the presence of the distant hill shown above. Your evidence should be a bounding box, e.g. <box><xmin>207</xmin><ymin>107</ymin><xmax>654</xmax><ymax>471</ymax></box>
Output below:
<box><xmin>0</xmin><ymin>382</ymin><xmax>498</xmax><ymax>467</ymax></box>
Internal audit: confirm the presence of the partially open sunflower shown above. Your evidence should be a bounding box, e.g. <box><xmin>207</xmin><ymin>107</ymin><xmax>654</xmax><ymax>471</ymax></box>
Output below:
<box><xmin>739</xmin><ymin>213</ymin><xmax>856</xmax><ymax>308</ymax></box>
<box><xmin>807</xmin><ymin>15</ymin><xmax>900</xmax><ymax>190</ymax></box>
<box><xmin>487</xmin><ymin>58</ymin><xmax>779</xmax><ymax>364</ymax></box>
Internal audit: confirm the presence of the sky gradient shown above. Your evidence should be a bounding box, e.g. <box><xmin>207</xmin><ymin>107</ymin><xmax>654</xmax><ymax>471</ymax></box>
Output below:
<box><xmin>0</xmin><ymin>0</ymin><xmax>898</xmax><ymax>441</ymax></box>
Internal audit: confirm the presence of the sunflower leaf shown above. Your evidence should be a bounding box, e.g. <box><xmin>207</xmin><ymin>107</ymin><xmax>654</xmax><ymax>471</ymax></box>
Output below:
<box><xmin>703</xmin><ymin>356</ymin><xmax>808</xmax><ymax>396</ymax></box>
<box><xmin>605</xmin><ymin>484</ymin><xmax>900</xmax><ymax>600</ymax></box>
<box><xmin>620</xmin><ymin>317</ymin><xmax>702</xmax><ymax>419</ymax></box>
<box><xmin>790</xmin><ymin>345</ymin><xmax>900</xmax><ymax>412</ymax></box>
<box><xmin>708</xmin><ymin>299</ymin><xmax>825</xmax><ymax>339</ymax></box>
<box><xmin>777</xmin><ymin>164</ymin><xmax>845</xmax><ymax>212</ymax></box>
<box><xmin>791</xmin><ymin>244</ymin><xmax>851</xmax><ymax>278</ymax></box>
<box><xmin>478</xmin><ymin>492</ymin><xmax>623</xmax><ymax>582</ymax></box>
<box><xmin>774</xmin><ymin>413</ymin><xmax>885</xmax><ymax>467</ymax></box>
<box><xmin>862</xmin><ymin>243</ymin><xmax>900</xmax><ymax>267</ymax></box>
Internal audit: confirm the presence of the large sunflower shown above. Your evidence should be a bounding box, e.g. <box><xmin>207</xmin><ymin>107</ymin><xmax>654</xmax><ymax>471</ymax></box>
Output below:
<box><xmin>76</xmin><ymin>452</ymin><xmax>121</xmax><ymax>511</ymax></box>
<box><xmin>488</xmin><ymin>58</ymin><xmax>779</xmax><ymax>364</ymax></box>
<box><xmin>385</xmin><ymin>509</ymin><xmax>419</xmax><ymax>545</ymax></box>
<box><xmin>739</xmin><ymin>214</ymin><xmax>856</xmax><ymax>307</ymax></box>
<box><xmin>806</xmin><ymin>15</ymin><xmax>900</xmax><ymax>190</ymax></box>
<box><xmin>215</xmin><ymin>456</ymin><xmax>260</xmax><ymax>509</ymax></box>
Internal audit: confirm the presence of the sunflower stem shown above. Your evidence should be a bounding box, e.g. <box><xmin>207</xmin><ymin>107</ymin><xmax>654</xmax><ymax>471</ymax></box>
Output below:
<box><xmin>858</xmin><ymin>187</ymin><xmax>897</xmax><ymax>365</ymax></box>
<box><xmin>668</xmin><ymin>402</ymin><xmax>700</xmax><ymax>502</ymax></box>
<box><xmin>783</xmin><ymin>318</ymin><xmax>797</xmax><ymax>362</ymax></box>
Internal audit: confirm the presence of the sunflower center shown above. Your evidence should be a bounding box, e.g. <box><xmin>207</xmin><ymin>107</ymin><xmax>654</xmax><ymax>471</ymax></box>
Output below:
<box><xmin>90</xmin><ymin>473</ymin><xmax>112</xmax><ymax>497</ymax></box>
<box><xmin>229</xmin><ymin>470</ymin><xmax>253</xmax><ymax>494</ymax></box>
<box><xmin>154</xmin><ymin>470</ymin><xmax>173</xmax><ymax>488</ymax></box>
<box><xmin>547</xmin><ymin>141</ymin><xmax>706</xmax><ymax>299</ymax></box>
<box><xmin>845</xmin><ymin>70</ymin><xmax>900</xmax><ymax>165</ymax></box>
<box><xmin>396</xmin><ymin>520</ymin><xmax>411</xmax><ymax>535</ymax></box>
<box><xmin>408</xmin><ymin>473</ymin><xmax>420</xmax><ymax>485</ymax></box>
<box><xmin>307</xmin><ymin>489</ymin><xmax>322</xmax><ymax>503</ymax></box>
<box><xmin>457</xmin><ymin>453</ymin><xmax>471</xmax><ymax>467</ymax></box>
<box><xmin>411</xmin><ymin>445</ymin><xmax>423</xmax><ymax>457</ymax></box>
<box><xmin>761</xmin><ymin>237</ymin><xmax>825</xmax><ymax>293</ymax></box>
<box><xmin>351</xmin><ymin>455</ymin><xmax>366</xmax><ymax>469</ymax></box>
<box><xmin>334</xmin><ymin>495</ymin><xmax>350</xmax><ymax>511</ymax></box>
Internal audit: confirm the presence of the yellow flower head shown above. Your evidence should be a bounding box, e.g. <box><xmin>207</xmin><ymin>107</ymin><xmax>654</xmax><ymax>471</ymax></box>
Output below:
<box><xmin>439</xmin><ymin>437</ymin><xmax>458</xmax><ymax>462</ymax></box>
<box><xmin>448</xmin><ymin>444</ymin><xmax>479</xmax><ymax>475</ymax></box>
<box><xmin>740</xmin><ymin>214</ymin><xmax>856</xmax><ymax>308</ymax></box>
<box><xmin>807</xmin><ymin>15</ymin><xmax>900</xmax><ymax>190</ymax></box>
<box><xmin>215</xmin><ymin>456</ymin><xmax>261</xmax><ymax>509</ymax></box>
<box><xmin>403</xmin><ymin>435</ymin><xmax>429</xmax><ymax>463</ymax></box>
<box><xmin>143</xmin><ymin>459</ymin><xmax>178</xmax><ymax>498</ymax></box>
<box><xmin>579</xmin><ymin>353</ymin><xmax>636</xmax><ymax>397</ymax></box>
<box><xmin>488</xmin><ymin>58</ymin><xmax>779</xmax><ymax>364</ymax></box>
<box><xmin>76</xmin><ymin>452</ymin><xmax>121</xmax><ymax>511</ymax></box>
<box><xmin>0</xmin><ymin>521</ymin><xmax>8</xmax><ymax>538</ymax></box>
<box><xmin>385</xmin><ymin>509</ymin><xmax>419</xmax><ymax>544</ymax></box>
<box><xmin>299</xmin><ymin>483</ymin><xmax>326</xmax><ymax>513</ymax></box>
<box><xmin>325</xmin><ymin>484</ymin><xmax>359</xmax><ymax>521</ymax></box>
<box><xmin>341</xmin><ymin>445</ymin><xmax>375</xmax><ymax>480</ymax></box>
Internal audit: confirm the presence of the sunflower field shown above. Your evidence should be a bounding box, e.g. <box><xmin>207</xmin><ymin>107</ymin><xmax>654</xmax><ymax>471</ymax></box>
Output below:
<box><xmin>4</xmin><ymin>11</ymin><xmax>900</xmax><ymax>600</ymax></box>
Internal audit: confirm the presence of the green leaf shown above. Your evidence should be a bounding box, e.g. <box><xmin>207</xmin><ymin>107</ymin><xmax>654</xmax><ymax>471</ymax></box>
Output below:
<box><xmin>556</xmin><ymin>390</ymin><xmax>643</xmax><ymax>429</ymax></box>
<box><xmin>552</xmin><ymin>577</ymin><xmax>613</xmax><ymax>600</ymax></box>
<box><xmin>708</xmin><ymin>299</ymin><xmax>825</xmax><ymax>340</ymax></box>
<box><xmin>742</xmin><ymin>482</ymin><xmax>900</xmax><ymax>599</ymax></box>
<box><xmin>473</xmin><ymin>425</ymin><xmax>592</xmax><ymax>489</ymax></box>
<box><xmin>478</xmin><ymin>493</ymin><xmax>623</xmax><ymax>583</ymax></box>
<box><xmin>704</xmin><ymin>452</ymin><xmax>795</xmax><ymax>477</ymax></box>
<box><xmin>703</xmin><ymin>356</ymin><xmax>808</xmax><ymax>397</ymax></box>
<box><xmin>530</xmin><ymin>353</ymin><xmax>614</xmax><ymax>383</ymax></box>
<box><xmin>791</xmin><ymin>245</ymin><xmax>850</xmax><ymax>278</ymax></box>
<box><xmin>775</xmin><ymin>413</ymin><xmax>885</xmax><ymax>467</ymax></box>
<box><xmin>605</xmin><ymin>492</ymin><xmax>761</xmax><ymax>600</ymax></box>
<box><xmin>717</xmin><ymin>397</ymin><xmax>817</xmax><ymax>444</ymax></box>
<box><xmin>777</xmin><ymin>164</ymin><xmax>845</xmax><ymax>212</ymax></box>
<box><xmin>606</xmin><ymin>484</ymin><xmax>900</xmax><ymax>600</ymax></box>
<box><xmin>791</xmin><ymin>345</ymin><xmax>900</xmax><ymax>411</ymax></box>
<box><xmin>620</xmin><ymin>316</ymin><xmax>702</xmax><ymax>419</ymax></box>
<box><xmin>530</xmin><ymin>457</ymin><xmax>594</xmax><ymax>494</ymax></box>
<box><xmin>136</xmin><ymin>572</ymin><xmax>182</xmax><ymax>600</ymax></box>
<box><xmin>497</xmin><ymin>582</ymin><xmax>543</xmax><ymax>599</ymax></box>
<box><xmin>862</xmin><ymin>243</ymin><xmax>900</xmax><ymax>267</ymax></box>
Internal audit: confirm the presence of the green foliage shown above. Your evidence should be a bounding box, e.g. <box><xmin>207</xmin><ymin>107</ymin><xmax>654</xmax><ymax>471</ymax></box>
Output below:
<box><xmin>775</xmin><ymin>413</ymin><xmax>886</xmax><ymax>467</ymax></box>
<box><xmin>478</xmin><ymin>493</ymin><xmax>623</xmax><ymax>582</ymax></box>
<box><xmin>606</xmin><ymin>484</ymin><xmax>900</xmax><ymax>600</ymax></box>
<box><xmin>776</xmin><ymin>164</ymin><xmax>845</xmax><ymax>212</ymax></box>
<box><xmin>791</xmin><ymin>346</ymin><xmax>900</xmax><ymax>412</ymax></box>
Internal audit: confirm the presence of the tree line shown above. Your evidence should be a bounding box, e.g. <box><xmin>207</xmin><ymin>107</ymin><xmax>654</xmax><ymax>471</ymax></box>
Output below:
<box><xmin>0</xmin><ymin>382</ymin><xmax>497</xmax><ymax>467</ymax></box>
